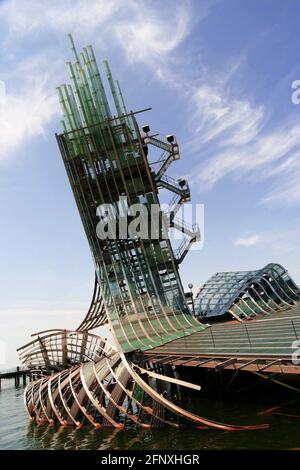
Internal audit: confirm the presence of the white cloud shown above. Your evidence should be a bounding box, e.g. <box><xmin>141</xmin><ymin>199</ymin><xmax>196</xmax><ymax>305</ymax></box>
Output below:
<box><xmin>1</xmin><ymin>0</ymin><xmax>298</xmax><ymax>208</ymax></box>
<box><xmin>0</xmin><ymin>0</ymin><xmax>126</xmax><ymax>161</ymax></box>
<box><xmin>0</xmin><ymin>56</ymin><xmax>60</xmax><ymax>161</ymax></box>
<box><xmin>235</xmin><ymin>227</ymin><xmax>300</xmax><ymax>254</ymax></box>
<box><xmin>235</xmin><ymin>234</ymin><xmax>261</xmax><ymax>247</ymax></box>
<box><xmin>0</xmin><ymin>0</ymin><xmax>195</xmax><ymax>161</ymax></box>
<box><xmin>0</xmin><ymin>0</ymin><xmax>193</xmax><ymax>66</ymax></box>
<box><xmin>262</xmin><ymin>169</ymin><xmax>300</xmax><ymax>205</ymax></box>
<box><xmin>0</xmin><ymin>87</ymin><xmax>58</xmax><ymax>161</ymax></box>
<box><xmin>115</xmin><ymin>3</ymin><xmax>192</xmax><ymax>66</ymax></box>
<box><xmin>190</xmin><ymin>96</ymin><xmax>300</xmax><ymax>204</ymax></box>
<box><xmin>148</xmin><ymin>25</ymin><xmax>300</xmax><ymax>208</ymax></box>
<box><xmin>122</xmin><ymin>16</ymin><xmax>300</xmax><ymax>209</ymax></box>
<box><xmin>0</xmin><ymin>0</ymin><xmax>123</xmax><ymax>36</ymax></box>
<box><xmin>191</xmin><ymin>85</ymin><xmax>264</xmax><ymax>147</ymax></box>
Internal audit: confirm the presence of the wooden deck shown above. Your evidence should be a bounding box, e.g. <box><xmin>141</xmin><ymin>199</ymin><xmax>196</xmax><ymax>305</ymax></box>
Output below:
<box><xmin>142</xmin><ymin>303</ymin><xmax>300</xmax><ymax>375</ymax></box>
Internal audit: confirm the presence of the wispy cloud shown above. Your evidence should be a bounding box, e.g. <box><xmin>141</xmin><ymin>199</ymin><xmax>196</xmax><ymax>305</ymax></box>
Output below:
<box><xmin>0</xmin><ymin>54</ymin><xmax>60</xmax><ymax>161</ymax></box>
<box><xmin>0</xmin><ymin>0</ymin><xmax>194</xmax><ymax>61</ymax></box>
<box><xmin>1</xmin><ymin>0</ymin><xmax>299</xmax><ymax>208</ymax></box>
<box><xmin>235</xmin><ymin>226</ymin><xmax>300</xmax><ymax>254</ymax></box>
<box><xmin>235</xmin><ymin>234</ymin><xmax>261</xmax><ymax>247</ymax></box>
<box><xmin>0</xmin><ymin>88</ymin><xmax>58</xmax><ymax>161</ymax></box>
<box><xmin>193</xmin><ymin>118</ymin><xmax>300</xmax><ymax>190</ymax></box>
<box><xmin>260</xmin><ymin>151</ymin><xmax>300</xmax><ymax>205</ymax></box>
<box><xmin>115</xmin><ymin>2</ymin><xmax>193</xmax><ymax>68</ymax></box>
<box><xmin>187</xmin><ymin>80</ymin><xmax>300</xmax><ymax>205</ymax></box>
<box><xmin>114</xmin><ymin>3</ymin><xmax>300</xmax><ymax>208</ymax></box>
<box><xmin>136</xmin><ymin>16</ymin><xmax>300</xmax><ymax>208</ymax></box>
<box><xmin>0</xmin><ymin>0</ymin><xmax>123</xmax><ymax>37</ymax></box>
<box><xmin>0</xmin><ymin>0</ymin><xmax>196</xmax><ymax>161</ymax></box>
<box><xmin>191</xmin><ymin>85</ymin><xmax>264</xmax><ymax>147</ymax></box>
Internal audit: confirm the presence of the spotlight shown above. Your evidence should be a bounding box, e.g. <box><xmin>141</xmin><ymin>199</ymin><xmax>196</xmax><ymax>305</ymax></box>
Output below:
<box><xmin>178</xmin><ymin>178</ymin><xmax>186</xmax><ymax>188</ymax></box>
<box><xmin>166</xmin><ymin>134</ymin><xmax>175</xmax><ymax>143</ymax></box>
<box><xmin>142</xmin><ymin>124</ymin><xmax>150</xmax><ymax>134</ymax></box>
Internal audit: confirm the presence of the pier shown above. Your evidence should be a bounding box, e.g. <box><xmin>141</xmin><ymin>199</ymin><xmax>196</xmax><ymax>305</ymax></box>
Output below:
<box><xmin>0</xmin><ymin>366</ymin><xmax>32</xmax><ymax>390</ymax></box>
<box><xmin>143</xmin><ymin>303</ymin><xmax>300</xmax><ymax>378</ymax></box>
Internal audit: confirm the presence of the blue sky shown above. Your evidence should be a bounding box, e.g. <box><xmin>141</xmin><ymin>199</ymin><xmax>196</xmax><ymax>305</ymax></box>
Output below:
<box><xmin>0</xmin><ymin>0</ymin><xmax>300</xmax><ymax>367</ymax></box>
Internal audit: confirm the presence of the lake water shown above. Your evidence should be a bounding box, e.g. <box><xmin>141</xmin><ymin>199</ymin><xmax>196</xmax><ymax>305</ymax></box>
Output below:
<box><xmin>0</xmin><ymin>381</ymin><xmax>300</xmax><ymax>450</ymax></box>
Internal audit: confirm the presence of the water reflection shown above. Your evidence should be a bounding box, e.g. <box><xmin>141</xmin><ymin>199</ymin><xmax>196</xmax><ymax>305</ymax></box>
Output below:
<box><xmin>1</xmin><ymin>383</ymin><xmax>300</xmax><ymax>450</ymax></box>
<box><xmin>24</xmin><ymin>413</ymin><xmax>300</xmax><ymax>451</ymax></box>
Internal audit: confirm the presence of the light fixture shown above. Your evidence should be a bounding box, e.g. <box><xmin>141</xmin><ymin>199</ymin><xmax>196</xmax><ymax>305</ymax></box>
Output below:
<box><xmin>166</xmin><ymin>134</ymin><xmax>174</xmax><ymax>143</ymax></box>
<box><xmin>178</xmin><ymin>178</ymin><xmax>186</xmax><ymax>188</ymax></box>
<box><xmin>142</xmin><ymin>124</ymin><xmax>150</xmax><ymax>134</ymax></box>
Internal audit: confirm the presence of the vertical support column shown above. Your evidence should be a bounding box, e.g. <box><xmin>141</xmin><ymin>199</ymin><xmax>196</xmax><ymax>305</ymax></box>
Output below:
<box><xmin>15</xmin><ymin>366</ymin><xmax>20</xmax><ymax>387</ymax></box>
<box><xmin>62</xmin><ymin>330</ymin><xmax>68</xmax><ymax>368</ymax></box>
<box><xmin>38</xmin><ymin>337</ymin><xmax>52</xmax><ymax>373</ymax></box>
<box><xmin>80</xmin><ymin>332</ymin><xmax>88</xmax><ymax>362</ymax></box>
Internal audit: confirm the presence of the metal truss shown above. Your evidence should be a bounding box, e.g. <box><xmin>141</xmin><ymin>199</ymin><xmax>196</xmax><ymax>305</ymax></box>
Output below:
<box><xmin>195</xmin><ymin>263</ymin><xmax>300</xmax><ymax>321</ymax></box>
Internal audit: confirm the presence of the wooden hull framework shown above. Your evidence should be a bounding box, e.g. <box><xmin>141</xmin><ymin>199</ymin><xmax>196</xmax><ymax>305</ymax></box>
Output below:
<box><xmin>20</xmin><ymin>330</ymin><xmax>267</xmax><ymax>431</ymax></box>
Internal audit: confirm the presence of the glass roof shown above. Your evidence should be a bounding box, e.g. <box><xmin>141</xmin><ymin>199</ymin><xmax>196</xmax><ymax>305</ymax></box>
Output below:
<box><xmin>194</xmin><ymin>263</ymin><xmax>300</xmax><ymax>319</ymax></box>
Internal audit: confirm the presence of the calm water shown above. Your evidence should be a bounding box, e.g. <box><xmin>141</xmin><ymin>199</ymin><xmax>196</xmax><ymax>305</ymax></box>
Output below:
<box><xmin>1</xmin><ymin>381</ymin><xmax>300</xmax><ymax>450</ymax></box>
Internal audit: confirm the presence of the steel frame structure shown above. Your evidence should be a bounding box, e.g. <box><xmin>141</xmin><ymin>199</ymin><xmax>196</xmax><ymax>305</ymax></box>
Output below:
<box><xmin>195</xmin><ymin>263</ymin><xmax>300</xmax><ymax>321</ymax></box>
<box><xmin>55</xmin><ymin>35</ymin><xmax>203</xmax><ymax>354</ymax></box>
<box><xmin>18</xmin><ymin>36</ymin><xmax>296</xmax><ymax>431</ymax></box>
<box><xmin>19</xmin><ymin>36</ymin><xmax>227</xmax><ymax>430</ymax></box>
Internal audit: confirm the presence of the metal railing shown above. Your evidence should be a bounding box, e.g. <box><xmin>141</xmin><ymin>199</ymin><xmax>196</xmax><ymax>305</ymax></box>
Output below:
<box><xmin>204</xmin><ymin>317</ymin><xmax>300</xmax><ymax>355</ymax></box>
<box><xmin>157</xmin><ymin>174</ymin><xmax>190</xmax><ymax>198</ymax></box>
<box><xmin>175</xmin><ymin>237</ymin><xmax>191</xmax><ymax>262</ymax></box>
<box><xmin>171</xmin><ymin>216</ymin><xmax>199</xmax><ymax>235</ymax></box>
<box><xmin>144</xmin><ymin>134</ymin><xmax>175</xmax><ymax>152</ymax></box>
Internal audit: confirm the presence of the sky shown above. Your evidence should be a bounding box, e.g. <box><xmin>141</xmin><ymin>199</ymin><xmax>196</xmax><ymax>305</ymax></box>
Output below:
<box><xmin>0</xmin><ymin>0</ymin><xmax>300</xmax><ymax>367</ymax></box>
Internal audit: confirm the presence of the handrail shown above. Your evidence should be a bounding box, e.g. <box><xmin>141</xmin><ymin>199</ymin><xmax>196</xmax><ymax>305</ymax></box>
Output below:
<box><xmin>158</xmin><ymin>173</ymin><xmax>180</xmax><ymax>185</ymax></box>
<box><xmin>175</xmin><ymin>237</ymin><xmax>191</xmax><ymax>259</ymax></box>
<box><xmin>171</xmin><ymin>216</ymin><xmax>199</xmax><ymax>233</ymax></box>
